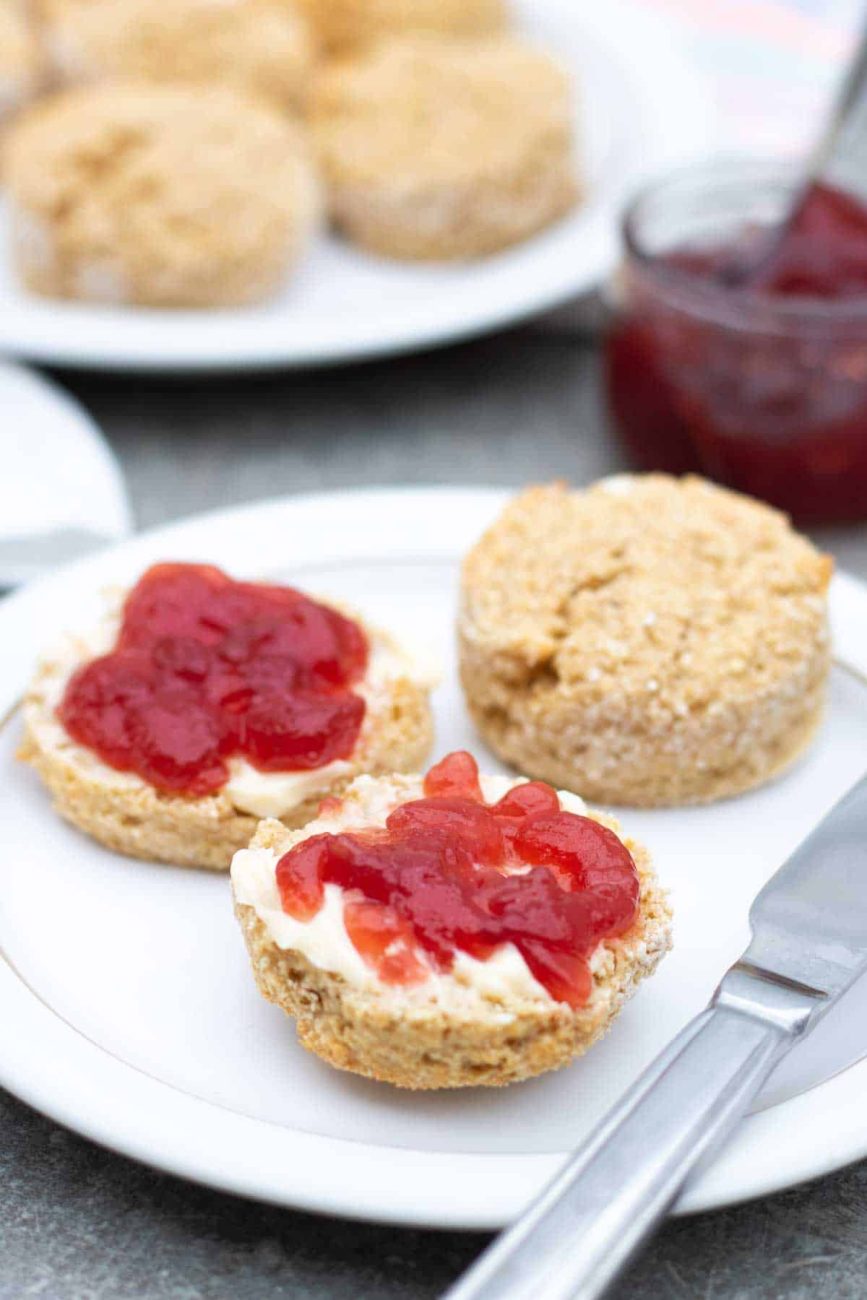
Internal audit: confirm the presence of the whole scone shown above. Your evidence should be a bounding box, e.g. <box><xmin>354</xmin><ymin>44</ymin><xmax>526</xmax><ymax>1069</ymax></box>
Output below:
<box><xmin>5</xmin><ymin>83</ymin><xmax>321</xmax><ymax>307</ymax></box>
<box><xmin>19</xmin><ymin>565</ymin><xmax>435</xmax><ymax>870</ymax></box>
<box><xmin>232</xmin><ymin>757</ymin><xmax>671</xmax><ymax>1088</ymax></box>
<box><xmin>294</xmin><ymin>0</ymin><xmax>508</xmax><ymax>52</ymax></box>
<box><xmin>0</xmin><ymin>0</ymin><xmax>45</xmax><ymax>124</ymax></box>
<box><xmin>311</xmin><ymin>36</ymin><xmax>579</xmax><ymax>260</ymax></box>
<box><xmin>41</xmin><ymin>0</ymin><xmax>314</xmax><ymax>114</ymax></box>
<box><xmin>460</xmin><ymin>476</ymin><xmax>833</xmax><ymax>807</ymax></box>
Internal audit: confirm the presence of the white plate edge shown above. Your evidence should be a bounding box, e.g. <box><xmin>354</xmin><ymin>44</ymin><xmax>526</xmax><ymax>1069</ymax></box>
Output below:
<box><xmin>0</xmin><ymin>0</ymin><xmax>714</xmax><ymax>373</ymax></box>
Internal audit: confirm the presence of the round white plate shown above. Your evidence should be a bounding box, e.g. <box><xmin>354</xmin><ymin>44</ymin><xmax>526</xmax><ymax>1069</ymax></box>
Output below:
<box><xmin>0</xmin><ymin>0</ymin><xmax>712</xmax><ymax>373</ymax></box>
<box><xmin>3</xmin><ymin>487</ymin><xmax>867</xmax><ymax>1231</ymax></box>
<box><xmin>0</xmin><ymin>361</ymin><xmax>131</xmax><ymax>545</ymax></box>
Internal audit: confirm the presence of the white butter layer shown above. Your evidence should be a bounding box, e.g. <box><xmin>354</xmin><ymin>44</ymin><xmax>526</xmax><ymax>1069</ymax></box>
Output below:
<box><xmin>231</xmin><ymin>772</ymin><xmax>593</xmax><ymax>1013</ymax></box>
<box><xmin>598</xmin><ymin>474</ymin><xmax>637</xmax><ymax>497</ymax></box>
<box><xmin>225</xmin><ymin>760</ymin><xmax>355</xmax><ymax>820</ymax></box>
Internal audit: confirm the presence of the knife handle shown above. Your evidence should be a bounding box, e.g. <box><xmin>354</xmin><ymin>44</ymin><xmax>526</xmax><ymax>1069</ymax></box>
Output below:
<box><xmin>444</xmin><ymin>987</ymin><xmax>812</xmax><ymax>1300</ymax></box>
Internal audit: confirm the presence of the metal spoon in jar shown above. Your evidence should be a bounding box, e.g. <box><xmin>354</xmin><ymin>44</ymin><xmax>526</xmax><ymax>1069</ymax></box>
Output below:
<box><xmin>722</xmin><ymin>17</ymin><xmax>867</xmax><ymax>287</ymax></box>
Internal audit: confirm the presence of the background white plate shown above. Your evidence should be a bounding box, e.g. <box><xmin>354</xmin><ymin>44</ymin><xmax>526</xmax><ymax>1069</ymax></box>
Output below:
<box><xmin>0</xmin><ymin>361</ymin><xmax>130</xmax><ymax>544</ymax></box>
<box><xmin>2</xmin><ymin>488</ymin><xmax>867</xmax><ymax>1230</ymax></box>
<box><xmin>0</xmin><ymin>0</ymin><xmax>712</xmax><ymax>373</ymax></box>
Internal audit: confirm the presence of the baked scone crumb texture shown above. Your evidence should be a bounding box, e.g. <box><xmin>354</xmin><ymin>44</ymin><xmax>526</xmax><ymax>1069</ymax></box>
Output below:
<box><xmin>4</xmin><ymin>82</ymin><xmax>322</xmax><ymax>307</ymax></box>
<box><xmin>294</xmin><ymin>0</ymin><xmax>509</xmax><ymax>52</ymax></box>
<box><xmin>0</xmin><ymin>0</ymin><xmax>45</xmax><ymax>115</ymax></box>
<box><xmin>41</xmin><ymin>0</ymin><xmax>314</xmax><ymax>113</ymax></box>
<box><xmin>460</xmin><ymin>475</ymin><xmax>832</xmax><ymax>806</ymax></box>
<box><xmin>311</xmin><ymin>37</ymin><xmax>579</xmax><ymax>260</ymax></box>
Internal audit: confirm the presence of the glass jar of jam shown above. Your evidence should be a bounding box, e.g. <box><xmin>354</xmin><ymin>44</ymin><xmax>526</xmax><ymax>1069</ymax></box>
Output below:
<box><xmin>604</xmin><ymin>160</ymin><xmax>867</xmax><ymax>524</ymax></box>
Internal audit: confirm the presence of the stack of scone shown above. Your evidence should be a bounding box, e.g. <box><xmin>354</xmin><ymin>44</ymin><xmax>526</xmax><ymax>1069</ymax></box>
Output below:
<box><xmin>1</xmin><ymin>0</ymin><xmax>581</xmax><ymax>307</ymax></box>
<box><xmin>20</xmin><ymin>475</ymin><xmax>834</xmax><ymax>1091</ymax></box>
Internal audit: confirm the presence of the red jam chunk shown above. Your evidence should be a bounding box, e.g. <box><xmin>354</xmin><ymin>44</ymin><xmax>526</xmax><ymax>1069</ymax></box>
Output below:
<box><xmin>58</xmin><ymin>563</ymin><xmax>369</xmax><ymax>796</ymax></box>
<box><xmin>276</xmin><ymin>751</ymin><xmax>640</xmax><ymax>1007</ymax></box>
<box><xmin>750</xmin><ymin>183</ymin><xmax>867</xmax><ymax>298</ymax></box>
<box><xmin>605</xmin><ymin>181</ymin><xmax>867</xmax><ymax>523</ymax></box>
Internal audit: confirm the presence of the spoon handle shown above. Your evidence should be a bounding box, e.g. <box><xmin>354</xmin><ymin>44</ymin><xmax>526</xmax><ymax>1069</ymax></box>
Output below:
<box><xmin>811</xmin><ymin>18</ymin><xmax>867</xmax><ymax>192</ymax></box>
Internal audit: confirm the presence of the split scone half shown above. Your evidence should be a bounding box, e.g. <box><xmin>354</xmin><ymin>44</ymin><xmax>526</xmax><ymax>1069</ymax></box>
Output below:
<box><xmin>460</xmin><ymin>475</ymin><xmax>833</xmax><ymax>807</ymax></box>
<box><xmin>20</xmin><ymin>562</ymin><xmax>435</xmax><ymax>870</ymax></box>
<box><xmin>232</xmin><ymin>751</ymin><xmax>671</xmax><ymax>1089</ymax></box>
<box><xmin>311</xmin><ymin>36</ymin><xmax>580</xmax><ymax>261</ymax></box>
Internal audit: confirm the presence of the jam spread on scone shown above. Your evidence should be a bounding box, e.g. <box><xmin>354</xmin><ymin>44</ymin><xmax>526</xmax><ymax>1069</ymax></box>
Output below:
<box><xmin>58</xmin><ymin>563</ymin><xmax>368</xmax><ymax>796</ymax></box>
<box><xmin>276</xmin><ymin>751</ymin><xmax>640</xmax><ymax>1007</ymax></box>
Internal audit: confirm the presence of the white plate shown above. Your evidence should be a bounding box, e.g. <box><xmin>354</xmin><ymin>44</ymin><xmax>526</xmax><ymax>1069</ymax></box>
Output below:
<box><xmin>0</xmin><ymin>0</ymin><xmax>712</xmax><ymax>373</ymax></box>
<box><xmin>0</xmin><ymin>361</ymin><xmax>131</xmax><ymax>544</ymax></box>
<box><xmin>2</xmin><ymin>487</ymin><xmax>867</xmax><ymax>1231</ymax></box>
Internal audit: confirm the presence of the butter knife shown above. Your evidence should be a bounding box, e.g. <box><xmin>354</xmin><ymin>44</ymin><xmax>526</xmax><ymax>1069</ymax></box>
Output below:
<box><xmin>445</xmin><ymin>772</ymin><xmax>867</xmax><ymax>1300</ymax></box>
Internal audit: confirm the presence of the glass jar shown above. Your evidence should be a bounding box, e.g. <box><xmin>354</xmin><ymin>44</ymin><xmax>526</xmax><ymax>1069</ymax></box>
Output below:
<box><xmin>603</xmin><ymin>160</ymin><xmax>867</xmax><ymax>524</ymax></box>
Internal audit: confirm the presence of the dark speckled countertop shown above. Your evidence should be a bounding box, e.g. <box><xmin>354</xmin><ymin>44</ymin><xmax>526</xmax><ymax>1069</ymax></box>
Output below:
<box><xmin>3</xmin><ymin>330</ymin><xmax>867</xmax><ymax>1300</ymax></box>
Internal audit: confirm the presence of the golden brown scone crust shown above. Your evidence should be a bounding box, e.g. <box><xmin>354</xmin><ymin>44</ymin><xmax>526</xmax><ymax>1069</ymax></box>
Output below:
<box><xmin>4</xmin><ymin>82</ymin><xmax>321</xmax><ymax>307</ymax></box>
<box><xmin>294</xmin><ymin>0</ymin><xmax>508</xmax><ymax>53</ymax></box>
<box><xmin>0</xmin><ymin>0</ymin><xmax>45</xmax><ymax>121</ymax></box>
<box><xmin>460</xmin><ymin>476</ymin><xmax>833</xmax><ymax>808</ymax></box>
<box><xmin>41</xmin><ymin>0</ymin><xmax>314</xmax><ymax>114</ymax></box>
<box><xmin>233</xmin><ymin>806</ymin><xmax>672</xmax><ymax>1089</ymax></box>
<box><xmin>19</xmin><ymin>637</ymin><xmax>433</xmax><ymax>871</ymax></box>
<box><xmin>310</xmin><ymin>36</ymin><xmax>579</xmax><ymax>260</ymax></box>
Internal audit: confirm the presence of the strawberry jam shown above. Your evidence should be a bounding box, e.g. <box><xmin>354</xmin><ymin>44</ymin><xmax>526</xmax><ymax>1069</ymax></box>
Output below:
<box><xmin>58</xmin><ymin>563</ymin><xmax>368</xmax><ymax>796</ymax></box>
<box><xmin>605</xmin><ymin>171</ymin><xmax>867</xmax><ymax>524</ymax></box>
<box><xmin>276</xmin><ymin>752</ymin><xmax>640</xmax><ymax>1007</ymax></box>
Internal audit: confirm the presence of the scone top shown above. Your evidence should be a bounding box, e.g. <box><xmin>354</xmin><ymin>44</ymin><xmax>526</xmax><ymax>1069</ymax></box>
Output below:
<box><xmin>462</xmin><ymin>475</ymin><xmax>832</xmax><ymax>683</ymax></box>
<box><xmin>270</xmin><ymin>751</ymin><xmax>640</xmax><ymax>1007</ymax></box>
<box><xmin>0</xmin><ymin>0</ymin><xmax>44</xmax><ymax>105</ymax></box>
<box><xmin>57</xmin><ymin>562</ymin><xmax>370</xmax><ymax>796</ymax></box>
<box><xmin>312</xmin><ymin>36</ymin><xmax>574</xmax><ymax>187</ymax></box>
<box><xmin>459</xmin><ymin>475</ymin><xmax>833</xmax><ymax>806</ymax></box>
<box><xmin>5</xmin><ymin>83</ymin><xmax>321</xmax><ymax>308</ymax></box>
<box><xmin>293</xmin><ymin>0</ymin><xmax>509</xmax><ymax>54</ymax></box>
<box><xmin>40</xmin><ymin>0</ymin><xmax>314</xmax><ymax>114</ymax></box>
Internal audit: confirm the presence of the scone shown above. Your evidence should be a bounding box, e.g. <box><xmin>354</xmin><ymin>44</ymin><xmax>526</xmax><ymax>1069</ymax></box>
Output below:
<box><xmin>460</xmin><ymin>475</ymin><xmax>833</xmax><ymax>807</ymax></box>
<box><xmin>4</xmin><ymin>83</ymin><xmax>321</xmax><ymax>307</ymax></box>
<box><xmin>310</xmin><ymin>36</ymin><xmax>579</xmax><ymax>260</ymax></box>
<box><xmin>19</xmin><ymin>562</ymin><xmax>435</xmax><ymax>870</ymax></box>
<box><xmin>0</xmin><ymin>0</ymin><xmax>45</xmax><ymax>125</ymax></box>
<box><xmin>232</xmin><ymin>750</ymin><xmax>671</xmax><ymax>1088</ymax></box>
<box><xmin>41</xmin><ymin>0</ymin><xmax>314</xmax><ymax>114</ymax></box>
<box><xmin>294</xmin><ymin>0</ymin><xmax>508</xmax><ymax>53</ymax></box>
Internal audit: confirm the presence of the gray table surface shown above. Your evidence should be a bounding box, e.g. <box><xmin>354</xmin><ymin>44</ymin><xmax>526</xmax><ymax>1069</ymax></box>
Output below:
<box><xmin>4</xmin><ymin>329</ymin><xmax>867</xmax><ymax>1300</ymax></box>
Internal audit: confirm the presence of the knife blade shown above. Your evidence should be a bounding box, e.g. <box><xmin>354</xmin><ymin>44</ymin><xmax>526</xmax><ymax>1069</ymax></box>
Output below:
<box><xmin>445</xmin><ymin>772</ymin><xmax>867</xmax><ymax>1300</ymax></box>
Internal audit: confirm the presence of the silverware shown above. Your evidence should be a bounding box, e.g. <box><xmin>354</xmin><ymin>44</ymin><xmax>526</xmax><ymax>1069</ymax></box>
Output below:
<box><xmin>725</xmin><ymin>15</ymin><xmax>867</xmax><ymax>285</ymax></box>
<box><xmin>0</xmin><ymin>528</ymin><xmax>109</xmax><ymax>596</ymax></box>
<box><xmin>808</xmin><ymin>12</ymin><xmax>867</xmax><ymax>200</ymax></box>
<box><xmin>444</xmin><ymin>773</ymin><xmax>867</xmax><ymax>1300</ymax></box>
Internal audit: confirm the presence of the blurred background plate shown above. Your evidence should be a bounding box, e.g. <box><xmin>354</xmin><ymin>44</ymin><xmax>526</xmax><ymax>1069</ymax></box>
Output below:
<box><xmin>0</xmin><ymin>361</ymin><xmax>130</xmax><ymax>591</ymax></box>
<box><xmin>0</xmin><ymin>0</ymin><xmax>713</xmax><ymax>374</ymax></box>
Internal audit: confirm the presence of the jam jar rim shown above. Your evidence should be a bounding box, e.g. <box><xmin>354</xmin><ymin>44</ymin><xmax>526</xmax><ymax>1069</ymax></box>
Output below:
<box><xmin>621</xmin><ymin>156</ymin><xmax>867</xmax><ymax>334</ymax></box>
